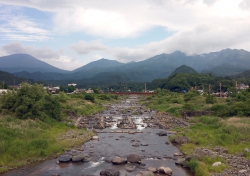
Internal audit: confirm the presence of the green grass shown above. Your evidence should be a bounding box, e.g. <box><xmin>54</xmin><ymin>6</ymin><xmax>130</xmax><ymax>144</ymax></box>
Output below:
<box><xmin>0</xmin><ymin>115</ymin><xmax>94</xmax><ymax>173</ymax></box>
<box><xmin>61</xmin><ymin>93</ymin><xmax>121</xmax><ymax>117</ymax></box>
<box><xmin>140</xmin><ymin>91</ymin><xmax>250</xmax><ymax>175</ymax></box>
<box><xmin>0</xmin><ymin>92</ymin><xmax>121</xmax><ymax>173</ymax></box>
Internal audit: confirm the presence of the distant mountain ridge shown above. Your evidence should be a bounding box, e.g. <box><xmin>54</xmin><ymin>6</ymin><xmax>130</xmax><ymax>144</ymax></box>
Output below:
<box><xmin>1</xmin><ymin>49</ymin><xmax>250</xmax><ymax>84</ymax></box>
<box><xmin>73</xmin><ymin>58</ymin><xmax>124</xmax><ymax>72</ymax></box>
<box><xmin>0</xmin><ymin>70</ymin><xmax>32</xmax><ymax>85</ymax></box>
<box><xmin>0</xmin><ymin>54</ymin><xmax>69</xmax><ymax>73</ymax></box>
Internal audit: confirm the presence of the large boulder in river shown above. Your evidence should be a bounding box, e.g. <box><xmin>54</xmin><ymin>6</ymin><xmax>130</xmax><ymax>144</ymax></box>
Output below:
<box><xmin>72</xmin><ymin>155</ymin><xmax>85</xmax><ymax>162</ymax></box>
<box><xmin>158</xmin><ymin>166</ymin><xmax>172</xmax><ymax>175</ymax></box>
<box><xmin>158</xmin><ymin>131</ymin><xmax>168</xmax><ymax>136</ymax></box>
<box><xmin>127</xmin><ymin>154</ymin><xmax>141</xmax><ymax>163</ymax></box>
<box><xmin>58</xmin><ymin>154</ymin><xmax>72</xmax><ymax>163</ymax></box>
<box><xmin>100</xmin><ymin>169</ymin><xmax>120</xmax><ymax>176</ymax></box>
<box><xmin>111</xmin><ymin>156</ymin><xmax>127</xmax><ymax>165</ymax></box>
<box><xmin>92</xmin><ymin>136</ymin><xmax>99</xmax><ymax>140</ymax></box>
<box><xmin>171</xmin><ymin>136</ymin><xmax>189</xmax><ymax>144</ymax></box>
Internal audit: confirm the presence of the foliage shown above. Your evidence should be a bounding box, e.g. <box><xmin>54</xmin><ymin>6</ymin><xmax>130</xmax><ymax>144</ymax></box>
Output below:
<box><xmin>84</xmin><ymin>94</ymin><xmax>95</xmax><ymax>102</ymax></box>
<box><xmin>205</xmin><ymin>94</ymin><xmax>217</xmax><ymax>104</ymax></box>
<box><xmin>184</xmin><ymin>91</ymin><xmax>199</xmax><ymax>102</ymax></box>
<box><xmin>148</xmin><ymin>72</ymin><xmax>235</xmax><ymax>93</ymax></box>
<box><xmin>60</xmin><ymin>85</ymin><xmax>76</xmax><ymax>93</ymax></box>
<box><xmin>0</xmin><ymin>83</ymin><xmax>61</xmax><ymax>120</ymax></box>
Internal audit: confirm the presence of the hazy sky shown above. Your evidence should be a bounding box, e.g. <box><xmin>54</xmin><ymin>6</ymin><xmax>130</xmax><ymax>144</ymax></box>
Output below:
<box><xmin>0</xmin><ymin>0</ymin><xmax>250</xmax><ymax>70</ymax></box>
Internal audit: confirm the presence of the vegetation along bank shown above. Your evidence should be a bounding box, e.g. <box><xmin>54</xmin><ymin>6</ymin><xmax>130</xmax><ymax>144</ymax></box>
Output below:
<box><xmin>0</xmin><ymin>83</ymin><xmax>119</xmax><ymax>173</ymax></box>
<box><xmin>140</xmin><ymin>89</ymin><xmax>250</xmax><ymax>176</ymax></box>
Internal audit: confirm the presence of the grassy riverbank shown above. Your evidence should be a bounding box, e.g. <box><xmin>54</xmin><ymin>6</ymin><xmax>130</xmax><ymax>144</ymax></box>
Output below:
<box><xmin>0</xmin><ymin>116</ymin><xmax>94</xmax><ymax>173</ymax></box>
<box><xmin>0</xmin><ymin>84</ymin><xmax>121</xmax><ymax>173</ymax></box>
<box><xmin>140</xmin><ymin>90</ymin><xmax>250</xmax><ymax>175</ymax></box>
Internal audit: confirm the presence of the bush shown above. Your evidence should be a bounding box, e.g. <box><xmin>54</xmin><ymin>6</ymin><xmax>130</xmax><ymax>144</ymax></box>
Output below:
<box><xmin>184</xmin><ymin>91</ymin><xmax>199</xmax><ymax>102</ymax></box>
<box><xmin>183</xmin><ymin>103</ymin><xmax>195</xmax><ymax>111</ymax></box>
<box><xmin>206</xmin><ymin>95</ymin><xmax>216</xmax><ymax>104</ymax></box>
<box><xmin>98</xmin><ymin>94</ymin><xmax>111</xmax><ymax>100</ymax></box>
<box><xmin>187</xmin><ymin>158</ymin><xmax>199</xmax><ymax>172</ymax></box>
<box><xmin>84</xmin><ymin>94</ymin><xmax>95</xmax><ymax>102</ymax></box>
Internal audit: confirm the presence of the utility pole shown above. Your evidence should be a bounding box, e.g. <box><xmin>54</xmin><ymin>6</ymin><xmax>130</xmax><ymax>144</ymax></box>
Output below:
<box><xmin>219</xmin><ymin>83</ymin><xmax>222</xmax><ymax>97</ymax></box>
<box><xmin>145</xmin><ymin>83</ymin><xmax>147</xmax><ymax>93</ymax></box>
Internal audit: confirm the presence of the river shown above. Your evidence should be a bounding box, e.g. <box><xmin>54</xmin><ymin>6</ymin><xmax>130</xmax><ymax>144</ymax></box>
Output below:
<box><xmin>2</xmin><ymin>96</ymin><xmax>192</xmax><ymax>176</ymax></box>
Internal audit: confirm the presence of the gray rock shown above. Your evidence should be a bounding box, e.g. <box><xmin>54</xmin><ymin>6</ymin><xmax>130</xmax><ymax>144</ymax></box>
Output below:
<box><xmin>127</xmin><ymin>154</ymin><xmax>141</xmax><ymax>163</ymax></box>
<box><xmin>247</xmin><ymin>160</ymin><xmax>250</xmax><ymax>167</ymax></box>
<box><xmin>72</xmin><ymin>155</ymin><xmax>85</xmax><ymax>162</ymax></box>
<box><xmin>165</xmin><ymin>141</ymin><xmax>170</xmax><ymax>145</ymax></box>
<box><xmin>92</xmin><ymin>136</ymin><xmax>99</xmax><ymax>140</ymax></box>
<box><xmin>136</xmin><ymin>171</ymin><xmax>154</xmax><ymax>176</ymax></box>
<box><xmin>100</xmin><ymin>169</ymin><xmax>121</xmax><ymax>176</ymax></box>
<box><xmin>124</xmin><ymin>165</ymin><xmax>136</xmax><ymax>172</ymax></box>
<box><xmin>158</xmin><ymin>166</ymin><xmax>172</xmax><ymax>175</ymax></box>
<box><xmin>212</xmin><ymin>161</ymin><xmax>222</xmax><ymax>167</ymax></box>
<box><xmin>58</xmin><ymin>155</ymin><xmax>72</xmax><ymax>163</ymax></box>
<box><xmin>141</xmin><ymin>143</ymin><xmax>148</xmax><ymax>146</ymax></box>
<box><xmin>132</xmin><ymin>143</ymin><xmax>140</xmax><ymax>147</ymax></box>
<box><xmin>148</xmin><ymin>166</ymin><xmax>157</xmax><ymax>173</ymax></box>
<box><xmin>171</xmin><ymin>136</ymin><xmax>189</xmax><ymax>144</ymax></box>
<box><xmin>111</xmin><ymin>156</ymin><xmax>127</xmax><ymax>165</ymax></box>
<box><xmin>244</xmin><ymin>148</ymin><xmax>250</xmax><ymax>153</ymax></box>
<box><xmin>158</xmin><ymin>131</ymin><xmax>168</xmax><ymax>136</ymax></box>
<box><xmin>175</xmin><ymin>158</ymin><xmax>186</xmax><ymax>166</ymax></box>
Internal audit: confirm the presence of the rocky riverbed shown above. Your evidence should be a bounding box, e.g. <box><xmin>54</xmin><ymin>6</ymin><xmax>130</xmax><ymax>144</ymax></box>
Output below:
<box><xmin>2</xmin><ymin>96</ymin><xmax>192</xmax><ymax>176</ymax></box>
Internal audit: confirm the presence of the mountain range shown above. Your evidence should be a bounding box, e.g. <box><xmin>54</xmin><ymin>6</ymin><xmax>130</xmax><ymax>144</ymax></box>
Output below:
<box><xmin>0</xmin><ymin>49</ymin><xmax>250</xmax><ymax>84</ymax></box>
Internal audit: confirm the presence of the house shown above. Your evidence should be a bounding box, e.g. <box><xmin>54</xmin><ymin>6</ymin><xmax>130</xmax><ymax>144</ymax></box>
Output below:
<box><xmin>48</xmin><ymin>87</ymin><xmax>60</xmax><ymax>94</ymax></box>
<box><xmin>0</xmin><ymin>89</ymin><xmax>8</xmax><ymax>95</ymax></box>
<box><xmin>68</xmin><ymin>83</ymin><xmax>77</xmax><ymax>87</ymax></box>
<box><xmin>238</xmin><ymin>83</ymin><xmax>249</xmax><ymax>90</ymax></box>
<box><xmin>85</xmin><ymin>89</ymin><xmax>94</xmax><ymax>93</ymax></box>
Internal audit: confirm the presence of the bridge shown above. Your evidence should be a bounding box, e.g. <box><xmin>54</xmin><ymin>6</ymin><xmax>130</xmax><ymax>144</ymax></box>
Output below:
<box><xmin>106</xmin><ymin>92</ymin><xmax>157</xmax><ymax>95</ymax></box>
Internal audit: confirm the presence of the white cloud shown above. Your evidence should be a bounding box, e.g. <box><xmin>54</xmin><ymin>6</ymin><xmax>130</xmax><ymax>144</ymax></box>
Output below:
<box><xmin>71</xmin><ymin>40</ymin><xmax>108</xmax><ymax>54</ymax></box>
<box><xmin>112</xmin><ymin>21</ymin><xmax>250</xmax><ymax>62</ymax></box>
<box><xmin>0</xmin><ymin>42</ymin><xmax>77</xmax><ymax>70</ymax></box>
<box><xmin>0</xmin><ymin>0</ymin><xmax>250</xmax><ymax>67</ymax></box>
<box><xmin>0</xmin><ymin>4</ymin><xmax>51</xmax><ymax>41</ymax></box>
<box><xmin>239</xmin><ymin>0</ymin><xmax>250</xmax><ymax>10</ymax></box>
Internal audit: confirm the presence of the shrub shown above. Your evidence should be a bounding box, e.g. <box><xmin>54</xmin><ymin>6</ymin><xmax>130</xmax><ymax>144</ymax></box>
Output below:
<box><xmin>84</xmin><ymin>94</ymin><xmax>95</xmax><ymax>102</ymax></box>
<box><xmin>0</xmin><ymin>83</ymin><xmax>62</xmax><ymax>121</ymax></box>
<box><xmin>98</xmin><ymin>94</ymin><xmax>111</xmax><ymax>100</ymax></box>
<box><xmin>184</xmin><ymin>91</ymin><xmax>199</xmax><ymax>102</ymax></box>
<box><xmin>206</xmin><ymin>95</ymin><xmax>216</xmax><ymax>104</ymax></box>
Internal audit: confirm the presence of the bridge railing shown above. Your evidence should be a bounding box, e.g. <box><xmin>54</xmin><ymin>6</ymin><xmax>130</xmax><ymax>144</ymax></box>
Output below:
<box><xmin>104</xmin><ymin>92</ymin><xmax>157</xmax><ymax>95</ymax></box>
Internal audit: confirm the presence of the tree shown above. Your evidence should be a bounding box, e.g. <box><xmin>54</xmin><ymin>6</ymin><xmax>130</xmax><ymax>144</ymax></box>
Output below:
<box><xmin>0</xmin><ymin>83</ymin><xmax>61</xmax><ymax>120</ymax></box>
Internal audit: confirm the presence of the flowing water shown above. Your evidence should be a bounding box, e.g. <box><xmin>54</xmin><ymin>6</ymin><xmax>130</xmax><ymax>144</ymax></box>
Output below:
<box><xmin>2</xmin><ymin>96</ymin><xmax>192</xmax><ymax>176</ymax></box>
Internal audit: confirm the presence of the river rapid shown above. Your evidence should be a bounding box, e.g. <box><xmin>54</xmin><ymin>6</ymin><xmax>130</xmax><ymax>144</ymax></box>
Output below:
<box><xmin>3</xmin><ymin>96</ymin><xmax>192</xmax><ymax>176</ymax></box>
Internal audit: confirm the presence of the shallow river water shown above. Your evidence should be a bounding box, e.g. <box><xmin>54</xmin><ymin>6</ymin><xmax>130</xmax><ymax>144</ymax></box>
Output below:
<box><xmin>2</xmin><ymin>97</ymin><xmax>193</xmax><ymax>176</ymax></box>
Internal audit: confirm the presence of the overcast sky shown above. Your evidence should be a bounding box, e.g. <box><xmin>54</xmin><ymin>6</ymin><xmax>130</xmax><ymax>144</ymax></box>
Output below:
<box><xmin>0</xmin><ymin>0</ymin><xmax>250</xmax><ymax>70</ymax></box>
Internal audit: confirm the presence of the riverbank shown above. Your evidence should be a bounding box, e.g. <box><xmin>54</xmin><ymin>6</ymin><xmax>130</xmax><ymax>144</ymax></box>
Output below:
<box><xmin>140</xmin><ymin>91</ymin><xmax>250</xmax><ymax>175</ymax></box>
<box><xmin>2</xmin><ymin>96</ymin><xmax>192</xmax><ymax>176</ymax></box>
<box><xmin>0</xmin><ymin>92</ymin><xmax>120</xmax><ymax>173</ymax></box>
<box><xmin>0</xmin><ymin>115</ymin><xmax>95</xmax><ymax>173</ymax></box>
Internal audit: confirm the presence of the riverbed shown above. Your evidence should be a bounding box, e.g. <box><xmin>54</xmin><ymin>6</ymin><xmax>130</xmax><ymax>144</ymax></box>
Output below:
<box><xmin>2</xmin><ymin>96</ymin><xmax>192</xmax><ymax>176</ymax></box>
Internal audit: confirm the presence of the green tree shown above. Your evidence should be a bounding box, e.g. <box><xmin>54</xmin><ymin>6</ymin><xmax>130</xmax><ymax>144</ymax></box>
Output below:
<box><xmin>0</xmin><ymin>83</ymin><xmax>61</xmax><ymax>120</ymax></box>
